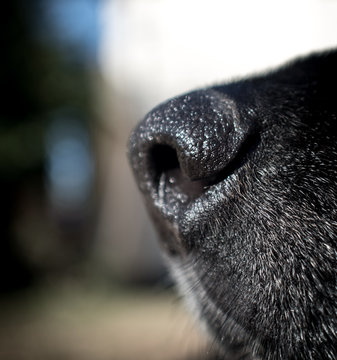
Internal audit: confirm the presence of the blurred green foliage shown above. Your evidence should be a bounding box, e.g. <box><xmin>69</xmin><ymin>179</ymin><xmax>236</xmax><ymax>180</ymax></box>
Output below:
<box><xmin>0</xmin><ymin>0</ymin><xmax>95</xmax><ymax>291</ymax></box>
<box><xmin>1</xmin><ymin>0</ymin><xmax>92</xmax><ymax>177</ymax></box>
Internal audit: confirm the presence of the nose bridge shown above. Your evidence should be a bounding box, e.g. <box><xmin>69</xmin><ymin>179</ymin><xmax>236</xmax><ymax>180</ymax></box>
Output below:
<box><xmin>129</xmin><ymin>89</ymin><xmax>251</xmax><ymax>185</ymax></box>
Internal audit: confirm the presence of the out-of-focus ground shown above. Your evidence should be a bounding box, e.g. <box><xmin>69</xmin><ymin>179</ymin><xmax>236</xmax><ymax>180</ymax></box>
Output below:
<box><xmin>0</xmin><ymin>285</ymin><xmax>207</xmax><ymax>360</ymax></box>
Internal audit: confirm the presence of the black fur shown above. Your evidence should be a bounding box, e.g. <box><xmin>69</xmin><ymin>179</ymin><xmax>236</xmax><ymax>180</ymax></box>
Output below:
<box><xmin>128</xmin><ymin>50</ymin><xmax>337</xmax><ymax>360</ymax></box>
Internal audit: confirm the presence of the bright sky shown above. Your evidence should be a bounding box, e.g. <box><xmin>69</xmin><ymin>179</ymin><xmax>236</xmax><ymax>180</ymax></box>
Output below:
<box><xmin>40</xmin><ymin>0</ymin><xmax>101</xmax><ymax>62</ymax></box>
<box><xmin>99</xmin><ymin>0</ymin><xmax>337</xmax><ymax>111</ymax></box>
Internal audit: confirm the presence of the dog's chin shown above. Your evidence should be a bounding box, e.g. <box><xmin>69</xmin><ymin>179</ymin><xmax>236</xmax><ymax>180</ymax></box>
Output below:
<box><xmin>166</xmin><ymin>252</ymin><xmax>261</xmax><ymax>360</ymax></box>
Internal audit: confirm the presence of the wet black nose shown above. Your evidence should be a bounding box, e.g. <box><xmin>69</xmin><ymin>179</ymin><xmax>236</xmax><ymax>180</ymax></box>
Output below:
<box><xmin>128</xmin><ymin>89</ymin><xmax>254</xmax><ymax>206</ymax></box>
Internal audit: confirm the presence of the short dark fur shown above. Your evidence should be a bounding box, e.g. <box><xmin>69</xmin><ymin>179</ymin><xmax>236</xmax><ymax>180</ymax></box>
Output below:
<box><xmin>128</xmin><ymin>50</ymin><xmax>337</xmax><ymax>360</ymax></box>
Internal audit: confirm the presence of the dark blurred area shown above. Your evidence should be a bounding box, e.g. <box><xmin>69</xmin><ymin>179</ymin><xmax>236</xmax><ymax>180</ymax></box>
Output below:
<box><xmin>0</xmin><ymin>1</ymin><xmax>202</xmax><ymax>359</ymax></box>
<box><xmin>0</xmin><ymin>0</ymin><xmax>98</xmax><ymax>292</ymax></box>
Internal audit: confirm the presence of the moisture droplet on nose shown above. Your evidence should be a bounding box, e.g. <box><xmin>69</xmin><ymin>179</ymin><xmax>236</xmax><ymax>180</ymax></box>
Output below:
<box><xmin>169</xmin><ymin>176</ymin><xmax>176</xmax><ymax>184</ymax></box>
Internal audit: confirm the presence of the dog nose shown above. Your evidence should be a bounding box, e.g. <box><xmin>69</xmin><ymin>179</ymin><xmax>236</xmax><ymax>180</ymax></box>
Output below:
<box><xmin>128</xmin><ymin>89</ymin><xmax>254</xmax><ymax>204</ymax></box>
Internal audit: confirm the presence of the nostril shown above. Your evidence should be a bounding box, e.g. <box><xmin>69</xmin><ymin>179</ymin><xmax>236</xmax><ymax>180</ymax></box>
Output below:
<box><xmin>145</xmin><ymin>132</ymin><xmax>261</xmax><ymax>202</ymax></box>
<box><xmin>150</xmin><ymin>144</ymin><xmax>180</xmax><ymax>182</ymax></box>
<box><xmin>149</xmin><ymin>144</ymin><xmax>209</xmax><ymax>201</ymax></box>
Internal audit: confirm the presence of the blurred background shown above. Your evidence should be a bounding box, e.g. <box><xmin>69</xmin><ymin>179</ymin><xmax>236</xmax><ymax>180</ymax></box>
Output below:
<box><xmin>0</xmin><ymin>0</ymin><xmax>336</xmax><ymax>359</ymax></box>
